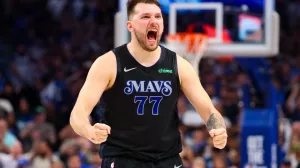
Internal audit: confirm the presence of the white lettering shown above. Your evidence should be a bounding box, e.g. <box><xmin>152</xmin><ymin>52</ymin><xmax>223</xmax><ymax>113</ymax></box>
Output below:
<box><xmin>146</xmin><ymin>81</ymin><xmax>156</xmax><ymax>92</ymax></box>
<box><xmin>124</xmin><ymin>80</ymin><xmax>172</xmax><ymax>96</ymax></box>
<box><xmin>153</xmin><ymin>81</ymin><xmax>164</xmax><ymax>92</ymax></box>
<box><xmin>132</xmin><ymin>81</ymin><xmax>145</xmax><ymax>92</ymax></box>
<box><xmin>247</xmin><ymin>135</ymin><xmax>264</xmax><ymax>165</ymax></box>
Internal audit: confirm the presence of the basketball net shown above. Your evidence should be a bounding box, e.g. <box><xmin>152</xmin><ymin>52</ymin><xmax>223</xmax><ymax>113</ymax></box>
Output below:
<box><xmin>166</xmin><ymin>33</ymin><xmax>207</xmax><ymax>75</ymax></box>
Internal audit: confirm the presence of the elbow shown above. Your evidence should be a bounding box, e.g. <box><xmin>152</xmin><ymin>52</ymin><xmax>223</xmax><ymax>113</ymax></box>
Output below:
<box><xmin>69</xmin><ymin>111</ymin><xmax>83</xmax><ymax>137</ymax></box>
<box><xmin>69</xmin><ymin>109</ymin><xmax>83</xmax><ymax>130</ymax></box>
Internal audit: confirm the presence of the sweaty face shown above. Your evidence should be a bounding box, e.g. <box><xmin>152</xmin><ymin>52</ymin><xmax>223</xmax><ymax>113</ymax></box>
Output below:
<box><xmin>130</xmin><ymin>3</ymin><xmax>164</xmax><ymax>51</ymax></box>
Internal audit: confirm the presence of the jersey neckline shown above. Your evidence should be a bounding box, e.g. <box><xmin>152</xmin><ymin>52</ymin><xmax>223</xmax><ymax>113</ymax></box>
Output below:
<box><xmin>125</xmin><ymin>44</ymin><xmax>166</xmax><ymax>71</ymax></box>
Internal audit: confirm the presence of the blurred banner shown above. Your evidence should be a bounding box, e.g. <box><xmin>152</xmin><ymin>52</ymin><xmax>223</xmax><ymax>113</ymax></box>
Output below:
<box><xmin>240</xmin><ymin>109</ymin><xmax>279</xmax><ymax>168</ymax></box>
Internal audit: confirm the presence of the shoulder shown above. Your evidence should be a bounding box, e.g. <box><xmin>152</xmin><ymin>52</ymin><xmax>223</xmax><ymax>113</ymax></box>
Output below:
<box><xmin>90</xmin><ymin>51</ymin><xmax>117</xmax><ymax>75</ymax></box>
<box><xmin>87</xmin><ymin>51</ymin><xmax>117</xmax><ymax>88</ymax></box>
<box><xmin>94</xmin><ymin>51</ymin><xmax>116</xmax><ymax>66</ymax></box>
<box><xmin>86</xmin><ymin>51</ymin><xmax>117</xmax><ymax>81</ymax></box>
<box><xmin>176</xmin><ymin>55</ymin><xmax>192</xmax><ymax>72</ymax></box>
<box><xmin>176</xmin><ymin>55</ymin><xmax>195</xmax><ymax>84</ymax></box>
<box><xmin>176</xmin><ymin>54</ymin><xmax>189</xmax><ymax>64</ymax></box>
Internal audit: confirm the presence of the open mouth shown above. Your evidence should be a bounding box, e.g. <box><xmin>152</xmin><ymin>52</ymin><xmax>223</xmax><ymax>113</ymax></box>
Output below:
<box><xmin>147</xmin><ymin>30</ymin><xmax>157</xmax><ymax>41</ymax></box>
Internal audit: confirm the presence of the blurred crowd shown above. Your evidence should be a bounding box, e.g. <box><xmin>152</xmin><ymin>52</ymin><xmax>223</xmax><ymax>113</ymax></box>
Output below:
<box><xmin>0</xmin><ymin>0</ymin><xmax>116</xmax><ymax>167</ymax></box>
<box><xmin>0</xmin><ymin>0</ymin><xmax>299</xmax><ymax>168</ymax></box>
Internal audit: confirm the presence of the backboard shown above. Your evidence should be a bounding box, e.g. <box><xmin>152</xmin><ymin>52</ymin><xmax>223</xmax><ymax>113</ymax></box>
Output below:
<box><xmin>115</xmin><ymin>0</ymin><xmax>279</xmax><ymax>57</ymax></box>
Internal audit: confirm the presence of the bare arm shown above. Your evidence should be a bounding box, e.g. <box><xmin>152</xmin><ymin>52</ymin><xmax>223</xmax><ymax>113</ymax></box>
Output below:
<box><xmin>177</xmin><ymin>56</ymin><xmax>226</xmax><ymax>131</ymax></box>
<box><xmin>70</xmin><ymin>52</ymin><xmax>116</xmax><ymax>138</ymax></box>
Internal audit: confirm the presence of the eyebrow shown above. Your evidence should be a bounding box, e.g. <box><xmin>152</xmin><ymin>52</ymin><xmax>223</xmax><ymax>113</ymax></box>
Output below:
<box><xmin>141</xmin><ymin>13</ymin><xmax>161</xmax><ymax>15</ymax></box>
<box><xmin>140</xmin><ymin>13</ymin><xmax>162</xmax><ymax>16</ymax></box>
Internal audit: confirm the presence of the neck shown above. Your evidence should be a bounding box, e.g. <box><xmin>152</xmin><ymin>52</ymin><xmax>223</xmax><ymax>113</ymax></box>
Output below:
<box><xmin>127</xmin><ymin>39</ymin><xmax>161</xmax><ymax>67</ymax></box>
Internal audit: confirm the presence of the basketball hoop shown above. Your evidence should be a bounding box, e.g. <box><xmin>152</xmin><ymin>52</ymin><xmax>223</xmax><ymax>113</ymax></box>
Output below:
<box><xmin>165</xmin><ymin>33</ymin><xmax>207</xmax><ymax>75</ymax></box>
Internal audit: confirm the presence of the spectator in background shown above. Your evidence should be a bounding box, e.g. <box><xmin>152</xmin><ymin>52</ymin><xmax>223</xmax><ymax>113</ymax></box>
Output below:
<box><xmin>192</xmin><ymin>157</ymin><xmax>206</xmax><ymax>168</ymax></box>
<box><xmin>0</xmin><ymin>152</ymin><xmax>18</xmax><ymax>168</ymax></box>
<box><xmin>59</xmin><ymin>124</ymin><xmax>79</xmax><ymax>141</ymax></box>
<box><xmin>9</xmin><ymin>44</ymin><xmax>37</xmax><ymax>90</ymax></box>
<box><xmin>29</xmin><ymin>140</ymin><xmax>62</xmax><ymax>168</ymax></box>
<box><xmin>212</xmin><ymin>156</ymin><xmax>227</xmax><ymax>168</ymax></box>
<box><xmin>191</xmin><ymin>127</ymin><xmax>207</xmax><ymax>156</ymax></box>
<box><xmin>180</xmin><ymin>146</ymin><xmax>196</xmax><ymax>168</ymax></box>
<box><xmin>47</xmin><ymin>0</ymin><xmax>67</xmax><ymax>20</ymax></box>
<box><xmin>287</xmin><ymin>131</ymin><xmax>300</xmax><ymax>167</ymax></box>
<box><xmin>0</xmin><ymin>118</ymin><xmax>18</xmax><ymax>149</ymax></box>
<box><xmin>67</xmin><ymin>154</ymin><xmax>82</xmax><ymax>168</ymax></box>
<box><xmin>20</xmin><ymin>105</ymin><xmax>56</xmax><ymax>152</ymax></box>
<box><xmin>285</xmin><ymin>79</ymin><xmax>299</xmax><ymax>119</ymax></box>
<box><xmin>281</xmin><ymin>160</ymin><xmax>292</xmax><ymax>168</ymax></box>
<box><xmin>10</xmin><ymin>140</ymin><xmax>24</xmax><ymax>165</ymax></box>
<box><xmin>226</xmin><ymin>131</ymin><xmax>240</xmax><ymax>167</ymax></box>
<box><xmin>0</xmin><ymin>82</ymin><xmax>19</xmax><ymax>109</ymax></box>
<box><xmin>0</xmin><ymin>98</ymin><xmax>16</xmax><ymax>134</ymax></box>
<box><xmin>16</xmin><ymin>97</ymin><xmax>35</xmax><ymax>132</ymax></box>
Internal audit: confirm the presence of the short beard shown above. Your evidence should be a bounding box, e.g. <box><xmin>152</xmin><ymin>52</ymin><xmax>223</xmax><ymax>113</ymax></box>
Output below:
<box><xmin>134</xmin><ymin>31</ymin><xmax>160</xmax><ymax>52</ymax></box>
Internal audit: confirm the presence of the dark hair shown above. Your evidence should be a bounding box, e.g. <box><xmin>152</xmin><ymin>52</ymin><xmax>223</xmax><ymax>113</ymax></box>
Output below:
<box><xmin>127</xmin><ymin>0</ymin><xmax>161</xmax><ymax>18</ymax></box>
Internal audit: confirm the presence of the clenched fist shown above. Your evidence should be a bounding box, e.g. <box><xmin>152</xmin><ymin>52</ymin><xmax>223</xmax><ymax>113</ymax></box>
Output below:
<box><xmin>209</xmin><ymin>128</ymin><xmax>227</xmax><ymax>149</ymax></box>
<box><xmin>87</xmin><ymin>123</ymin><xmax>111</xmax><ymax>144</ymax></box>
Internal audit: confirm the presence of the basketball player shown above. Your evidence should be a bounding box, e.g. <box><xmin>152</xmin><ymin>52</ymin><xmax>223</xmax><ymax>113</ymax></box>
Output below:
<box><xmin>70</xmin><ymin>0</ymin><xmax>227</xmax><ymax>167</ymax></box>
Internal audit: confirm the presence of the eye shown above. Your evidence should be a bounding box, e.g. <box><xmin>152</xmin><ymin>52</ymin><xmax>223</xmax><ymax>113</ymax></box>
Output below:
<box><xmin>155</xmin><ymin>15</ymin><xmax>162</xmax><ymax>19</ymax></box>
<box><xmin>142</xmin><ymin>16</ymin><xmax>150</xmax><ymax>19</ymax></box>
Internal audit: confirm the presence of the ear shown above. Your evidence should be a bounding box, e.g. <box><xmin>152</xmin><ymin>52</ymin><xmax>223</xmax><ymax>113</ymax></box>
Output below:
<box><xmin>127</xmin><ymin>21</ymin><xmax>134</xmax><ymax>32</ymax></box>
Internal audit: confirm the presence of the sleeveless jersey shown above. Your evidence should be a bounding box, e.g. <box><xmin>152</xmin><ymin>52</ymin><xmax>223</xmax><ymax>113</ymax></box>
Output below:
<box><xmin>100</xmin><ymin>44</ymin><xmax>182</xmax><ymax>161</ymax></box>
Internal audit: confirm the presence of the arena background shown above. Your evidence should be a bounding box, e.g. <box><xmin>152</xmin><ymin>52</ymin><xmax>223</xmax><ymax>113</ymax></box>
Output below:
<box><xmin>0</xmin><ymin>0</ymin><xmax>299</xmax><ymax>167</ymax></box>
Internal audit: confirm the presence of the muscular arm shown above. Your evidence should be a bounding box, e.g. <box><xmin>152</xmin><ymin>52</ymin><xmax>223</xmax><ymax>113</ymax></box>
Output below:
<box><xmin>177</xmin><ymin>56</ymin><xmax>226</xmax><ymax>131</ymax></box>
<box><xmin>69</xmin><ymin>52</ymin><xmax>116</xmax><ymax>138</ymax></box>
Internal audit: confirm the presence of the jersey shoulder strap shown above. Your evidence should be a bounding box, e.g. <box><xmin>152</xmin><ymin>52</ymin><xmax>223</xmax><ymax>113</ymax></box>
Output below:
<box><xmin>111</xmin><ymin>44</ymin><xmax>127</xmax><ymax>74</ymax></box>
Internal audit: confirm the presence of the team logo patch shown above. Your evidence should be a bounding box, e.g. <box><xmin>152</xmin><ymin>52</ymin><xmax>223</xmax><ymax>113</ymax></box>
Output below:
<box><xmin>158</xmin><ymin>68</ymin><xmax>173</xmax><ymax>74</ymax></box>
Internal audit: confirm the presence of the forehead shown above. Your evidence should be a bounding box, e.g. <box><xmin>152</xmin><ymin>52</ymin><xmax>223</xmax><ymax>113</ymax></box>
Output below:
<box><xmin>133</xmin><ymin>3</ymin><xmax>162</xmax><ymax>15</ymax></box>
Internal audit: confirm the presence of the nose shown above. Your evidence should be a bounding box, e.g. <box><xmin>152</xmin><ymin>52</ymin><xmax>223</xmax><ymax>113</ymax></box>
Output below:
<box><xmin>150</xmin><ymin>15</ymin><xmax>159</xmax><ymax>23</ymax></box>
<box><xmin>149</xmin><ymin>17</ymin><xmax>158</xmax><ymax>27</ymax></box>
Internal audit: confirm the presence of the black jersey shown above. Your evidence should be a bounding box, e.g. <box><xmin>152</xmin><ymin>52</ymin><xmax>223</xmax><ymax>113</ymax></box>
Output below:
<box><xmin>100</xmin><ymin>44</ymin><xmax>182</xmax><ymax>161</ymax></box>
